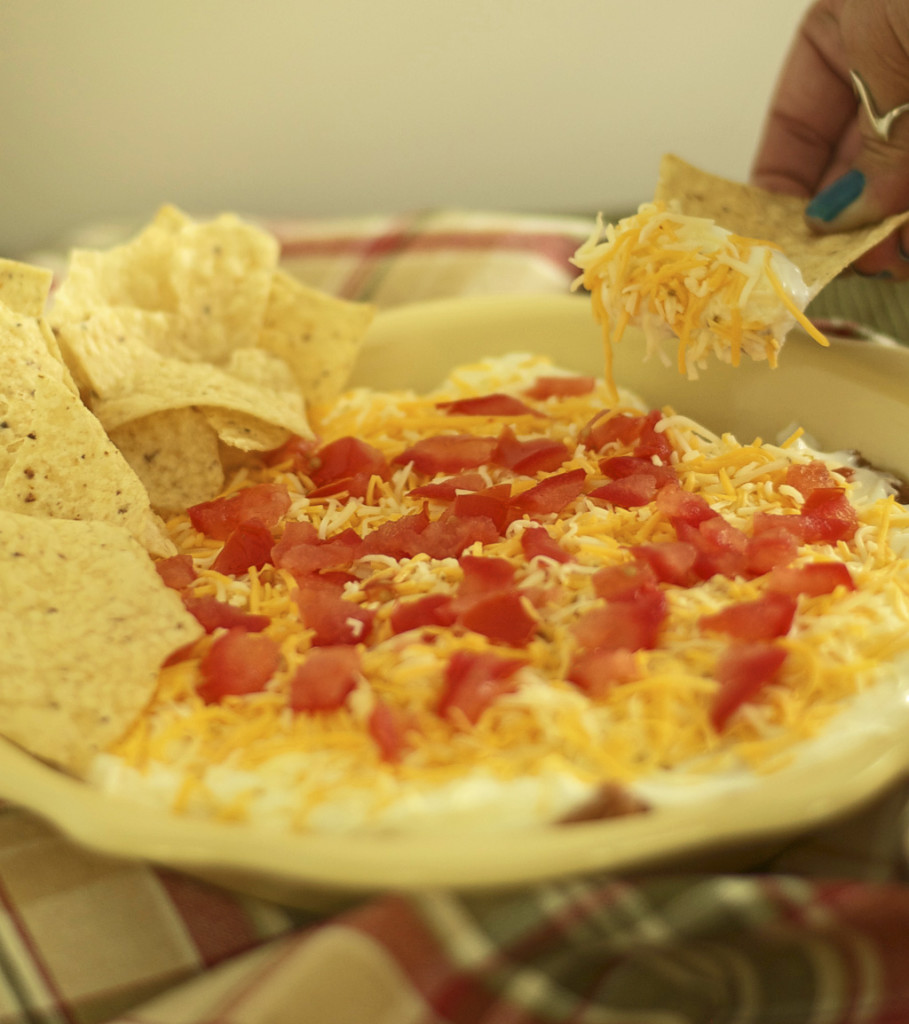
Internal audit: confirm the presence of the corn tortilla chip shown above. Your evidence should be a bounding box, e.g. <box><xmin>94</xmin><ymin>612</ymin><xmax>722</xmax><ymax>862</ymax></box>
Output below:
<box><xmin>258</xmin><ymin>268</ymin><xmax>375</xmax><ymax>405</ymax></box>
<box><xmin>90</xmin><ymin>350</ymin><xmax>311</xmax><ymax>438</ymax></box>
<box><xmin>202</xmin><ymin>408</ymin><xmax>291</xmax><ymax>453</ymax></box>
<box><xmin>655</xmin><ymin>154</ymin><xmax>909</xmax><ymax>298</ymax></box>
<box><xmin>55</xmin><ymin>306</ymin><xmax>205</xmax><ymax>398</ymax></box>
<box><xmin>0</xmin><ymin>302</ymin><xmax>173</xmax><ymax>555</ymax></box>
<box><xmin>51</xmin><ymin>207</ymin><xmax>280</xmax><ymax>363</ymax></box>
<box><xmin>0</xmin><ymin>510</ymin><xmax>201</xmax><ymax>773</ymax></box>
<box><xmin>109</xmin><ymin>408</ymin><xmax>225</xmax><ymax>513</ymax></box>
<box><xmin>0</xmin><ymin>259</ymin><xmax>53</xmax><ymax>317</ymax></box>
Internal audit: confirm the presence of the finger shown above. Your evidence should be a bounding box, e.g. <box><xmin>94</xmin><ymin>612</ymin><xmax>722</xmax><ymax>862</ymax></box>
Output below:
<box><xmin>751</xmin><ymin>0</ymin><xmax>855</xmax><ymax>197</ymax></box>
<box><xmin>851</xmin><ymin>232</ymin><xmax>909</xmax><ymax>280</ymax></box>
<box><xmin>804</xmin><ymin>1</ymin><xmax>909</xmax><ymax>230</ymax></box>
<box><xmin>849</xmin><ymin>219</ymin><xmax>909</xmax><ymax>280</ymax></box>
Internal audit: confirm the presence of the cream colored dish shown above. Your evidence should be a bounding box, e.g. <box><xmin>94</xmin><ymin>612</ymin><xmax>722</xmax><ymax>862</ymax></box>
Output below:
<box><xmin>3</xmin><ymin>293</ymin><xmax>909</xmax><ymax>904</ymax></box>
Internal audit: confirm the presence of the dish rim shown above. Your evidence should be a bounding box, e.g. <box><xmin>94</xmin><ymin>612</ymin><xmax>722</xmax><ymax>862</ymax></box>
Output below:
<box><xmin>4</xmin><ymin>292</ymin><xmax>909</xmax><ymax>895</ymax></box>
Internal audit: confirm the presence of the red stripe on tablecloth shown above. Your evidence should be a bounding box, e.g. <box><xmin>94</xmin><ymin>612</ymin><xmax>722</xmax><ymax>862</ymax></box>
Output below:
<box><xmin>0</xmin><ymin>871</ymin><xmax>78</xmax><ymax>1024</ymax></box>
<box><xmin>279</xmin><ymin>230</ymin><xmax>583</xmax><ymax>265</ymax></box>
<box><xmin>155</xmin><ymin>870</ymin><xmax>279</xmax><ymax>968</ymax></box>
<box><xmin>278</xmin><ymin>229</ymin><xmax>584</xmax><ymax>297</ymax></box>
<box><xmin>815</xmin><ymin>881</ymin><xmax>909</xmax><ymax>1023</ymax></box>
<box><xmin>346</xmin><ymin>895</ymin><xmax>552</xmax><ymax>1024</ymax></box>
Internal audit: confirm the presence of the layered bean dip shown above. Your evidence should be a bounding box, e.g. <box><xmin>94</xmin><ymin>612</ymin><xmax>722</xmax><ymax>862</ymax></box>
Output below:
<box><xmin>88</xmin><ymin>353</ymin><xmax>909</xmax><ymax>833</ymax></box>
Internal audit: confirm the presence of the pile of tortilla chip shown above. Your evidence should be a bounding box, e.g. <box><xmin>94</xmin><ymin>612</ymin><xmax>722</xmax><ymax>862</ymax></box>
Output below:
<box><xmin>0</xmin><ymin>208</ymin><xmax>374</xmax><ymax>773</ymax></box>
<box><xmin>50</xmin><ymin>205</ymin><xmax>374</xmax><ymax>511</ymax></box>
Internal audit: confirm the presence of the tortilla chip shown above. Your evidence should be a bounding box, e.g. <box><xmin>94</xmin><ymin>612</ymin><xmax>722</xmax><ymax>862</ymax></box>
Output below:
<box><xmin>258</xmin><ymin>268</ymin><xmax>375</xmax><ymax>405</ymax></box>
<box><xmin>0</xmin><ymin>510</ymin><xmax>202</xmax><ymax>773</ymax></box>
<box><xmin>109</xmin><ymin>409</ymin><xmax>225</xmax><ymax>513</ymax></box>
<box><xmin>201</xmin><ymin>408</ymin><xmax>291</xmax><ymax>453</ymax></box>
<box><xmin>90</xmin><ymin>350</ymin><xmax>311</xmax><ymax>438</ymax></box>
<box><xmin>0</xmin><ymin>259</ymin><xmax>53</xmax><ymax>317</ymax></box>
<box><xmin>0</xmin><ymin>302</ymin><xmax>173</xmax><ymax>556</ymax></box>
<box><xmin>655</xmin><ymin>154</ymin><xmax>909</xmax><ymax>298</ymax></box>
<box><xmin>168</xmin><ymin>215</ymin><xmax>280</xmax><ymax>361</ymax></box>
<box><xmin>51</xmin><ymin>207</ymin><xmax>280</xmax><ymax>363</ymax></box>
<box><xmin>56</xmin><ymin>304</ymin><xmax>209</xmax><ymax>391</ymax></box>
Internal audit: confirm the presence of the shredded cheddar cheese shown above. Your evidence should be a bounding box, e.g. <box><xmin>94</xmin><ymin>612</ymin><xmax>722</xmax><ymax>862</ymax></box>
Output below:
<box><xmin>571</xmin><ymin>202</ymin><xmax>826</xmax><ymax>398</ymax></box>
<box><xmin>91</xmin><ymin>353</ymin><xmax>909</xmax><ymax>833</ymax></box>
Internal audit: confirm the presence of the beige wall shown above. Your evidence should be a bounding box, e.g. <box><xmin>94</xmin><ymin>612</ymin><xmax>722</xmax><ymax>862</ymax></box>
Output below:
<box><xmin>1</xmin><ymin>1</ymin><xmax>805</xmax><ymax>255</ymax></box>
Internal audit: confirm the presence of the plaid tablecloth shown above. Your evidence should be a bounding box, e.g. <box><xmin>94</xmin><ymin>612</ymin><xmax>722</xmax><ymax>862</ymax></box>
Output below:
<box><xmin>7</xmin><ymin>209</ymin><xmax>909</xmax><ymax>1024</ymax></box>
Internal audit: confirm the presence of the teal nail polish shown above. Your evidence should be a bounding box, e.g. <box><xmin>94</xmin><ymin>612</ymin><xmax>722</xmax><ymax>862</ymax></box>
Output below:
<box><xmin>806</xmin><ymin>169</ymin><xmax>866</xmax><ymax>222</ymax></box>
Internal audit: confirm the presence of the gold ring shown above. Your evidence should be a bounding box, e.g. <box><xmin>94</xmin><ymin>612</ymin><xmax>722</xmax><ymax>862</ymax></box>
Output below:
<box><xmin>850</xmin><ymin>70</ymin><xmax>909</xmax><ymax>141</ymax></box>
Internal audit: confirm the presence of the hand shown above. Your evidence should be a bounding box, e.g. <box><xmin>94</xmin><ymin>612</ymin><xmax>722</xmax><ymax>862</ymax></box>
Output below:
<box><xmin>751</xmin><ymin>0</ymin><xmax>909</xmax><ymax>278</ymax></box>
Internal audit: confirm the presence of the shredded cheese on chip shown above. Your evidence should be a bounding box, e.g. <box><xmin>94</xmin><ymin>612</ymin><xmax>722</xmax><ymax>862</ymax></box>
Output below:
<box><xmin>91</xmin><ymin>353</ymin><xmax>909</xmax><ymax>833</ymax></box>
<box><xmin>571</xmin><ymin>202</ymin><xmax>827</xmax><ymax>398</ymax></box>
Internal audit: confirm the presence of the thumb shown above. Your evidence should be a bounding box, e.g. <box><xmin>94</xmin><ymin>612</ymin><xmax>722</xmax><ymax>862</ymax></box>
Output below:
<box><xmin>806</xmin><ymin>5</ymin><xmax>909</xmax><ymax>231</ymax></box>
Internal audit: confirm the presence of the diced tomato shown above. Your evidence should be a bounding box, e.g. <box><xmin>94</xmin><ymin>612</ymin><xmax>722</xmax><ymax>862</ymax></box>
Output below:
<box><xmin>711</xmin><ymin>642</ymin><xmax>788</xmax><ymax>731</ymax></box>
<box><xmin>436</xmin><ymin>393</ymin><xmax>546</xmax><ymax>418</ymax></box>
<box><xmin>633</xmin><ymin>409</ymin><xmax>674</xmax><ymax>463</ymax></box>
<box><xmin>656</xmin><ymin>483</ymin><xmax>718</xmax><ymax>529</ymax></box>
<box><xmin>273</xmin><ymin>519</ymin><xmax>320</xmax><ymax>548</ymax></box>
<box><xmin>451</xmin><ymin>555</ymin><xmax>535</xmax><ymax>646</ymax></box>
<box><xmin>310</xmin><ymin>436</ymin><xmax>388</xmax><ymax>492</ymax></box>
<box><xmin>580</xmin><ymin>410</ymin><xmax>644</xmax><ymax>452</ymax></box>
<box><xmin>408</xmin><ymin>473</ymin><xmax>486</xmax><ymax>499</ymax></box>
<box><xmin>457</xmin><ymin>589</ymin><xmax>537</xmax><ymax>647</ymax></box>
<box><xmin>700</xmin><ymin>592</ymin><xmax>797</xmax><ymax>641</ymax></box>
<box><xmin>437</xmin><ymin>649</ymin><xmax>525</xmax><ymax>724</ymax></box>
<box><xmin>520</xmin><ymin>526</ymin><xmax>571</xmax><ymax>563</ymax></box>
<box><xmin>588</xmin><ymin>474</ymin><xmax>660</xmax><ymax>509</ymax></box>
<box><xmin>512</xmin><ymin>468</ymin><xmax>587</xmax><ymax>515</ymax></box>
<box><xmin>308</xmin><ymin>435</ymin><xmax>388</xmax><ymax>498</ymax></box>
<box><xmin>183</xmin><ymin>595</ymin><xmax>270</xmax><ymax>634</ymax></box>
<box><xmin>744</xmin><ymin>526</ymin><xmax>799</xmax><ymax>576</ymax></box>
<box><xmin>155</xmin><ymin>553</ymin><xmax>197</xmax><ymax>590</ymax></box>
<box><xmin>592</xmin><ymin>561</ymin><xmax>658</xmax><ymax>602</ymax></box>
<box><xmin>523</xmin><ymin>375</ymin><xmax>596</xmax><ymax>400</ymax></box>
<box><xmin>785</xmin><ymin>460</ymin><xmax>838</xmax><ymax>498</ymax></box>
<box><xmin>799</xmin><ymin>488</ymin><xmax>859</xmax><ymax>543</ymax></box>
<box><xmin>750</xmin><ymin>511</ymin><xmax>805</xmax><ymax>541</ymax></box>
<box><xmin>288</xmin><ymin>646</ymin><xmax>360</xmax><ymax>713</ymax></box>
<box><xmin>631</xmin><ymin>541</ymin><xmax>698</xmax><ymax>587</ymax></box>
<box><xmin>598</xmin><ymin>455</ymin><xmax>677</xmax><ymax>487</ymax></box>
<box><xmin>262</xmin><ymin>434</ymin><xmax>319</xmax><ymax>474</ymax></box>
<box><xmin>450</xmin><ymin>489</ymin><xmax>513</xmax><ymax>534</ymax></box>
<box><xmin>572</xmin><ymin>588</ymin><xmax>667</xmax><ymax>652</ymax></box>
<box><xmin>492</xmin><ymin>426</ymin><xmax>569</xmax><ymax>475</ymax></box>
<box><xmin>368</xmin><ymin>701</ymin><xmax>412</xmax><ymax>762</ymax></box>
<box><xmin>567</xmin><ymin>648</ymin><xmax>639</xmax><ymax>699</ymax></box>
<box><xmin>359</xmin><ymin>508</ymin><xmax>432</xmax><ymax>559</ymax></box>
<box><xmin>393</xmin><ymin>434</ymin><xmax>498</xmax><ymax>474</ymax></box>
<box><xmin>417</xmin><ymin>511</ymin><xmax>501</xmax><ymax>560</ymax></box>
<box><xmin>197</xmin><ymin>628</ymin><xmax>281</xmax><ymax>703</ymax></box>
<box><xmin>188</xmin><ymin>483</ymin><xmax>292</xmax><ymax>541</ymax></box>
<box><xmin>211</xmin><ymin>521</ymin><xmax>275</xmax><ymax>575</ymax></box>
<box><xmin>675</xmin><ymin>517</ymin><xmax>749</xmax><ymax>581</ymax></box>
<box><xmin>389</xmin><ymin>593</ymin><xmax>457</xmax><ymax>634</ymax></box>
<box><xmin>767</xmin><ymin>562</ymin><xmax>855</xmax><ymax>597</ymax></box>
<box><xmin>294</xmin><ymin>578</ymin><xmax>375</xmax><ymax>646</ymax></box>
<box><xmin>273</xmin><ymin>524</ymin><xmax>362</xmax><ymax>576</ymax></box>
<box><xmin>458</xmin><ymin>554</ymin><xmax>515</xmax><ymax>595</ymax></box>
<box><xmin>752</xmin><ymin>488</ymin><xmax>858</xmax><ymax>546</ymax></box>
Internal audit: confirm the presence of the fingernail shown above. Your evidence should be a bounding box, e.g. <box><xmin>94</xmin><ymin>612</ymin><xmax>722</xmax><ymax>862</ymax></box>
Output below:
<box><xmin>806</xmin><ymin>169</ymin><xmax>866</xmax><ymax>223</ymax></box>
